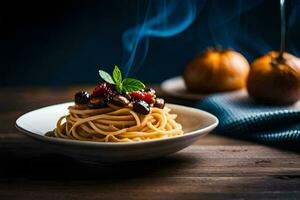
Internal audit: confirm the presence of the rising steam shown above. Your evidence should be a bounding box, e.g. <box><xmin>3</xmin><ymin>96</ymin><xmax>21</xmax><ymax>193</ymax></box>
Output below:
<box><xmin>121</xmin><ymin>0</ymin><xmax>300</xmax><ymax>74</ymax></box>
<box><xmin>208</xmin><ymin>0</ymin><xmax>263</xmax><ymax>50</ymax></box>
<box><xmin>121</xmin><ymin>0</ymin><xmax>204</xmax><ymax>76</ymax></box>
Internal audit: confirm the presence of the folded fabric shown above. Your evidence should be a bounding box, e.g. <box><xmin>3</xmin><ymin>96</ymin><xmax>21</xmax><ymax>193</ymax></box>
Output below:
<box><xmin>196</xmin><ymin>90</ymin><xmax>300</xmax><ymax>147</ymax></box>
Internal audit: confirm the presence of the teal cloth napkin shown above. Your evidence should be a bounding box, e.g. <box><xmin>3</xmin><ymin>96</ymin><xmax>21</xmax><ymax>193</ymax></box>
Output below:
<box><xmin>196</xmin><ymin>90</ymin><xmax>300</xmax><ymax>149</ymax></box>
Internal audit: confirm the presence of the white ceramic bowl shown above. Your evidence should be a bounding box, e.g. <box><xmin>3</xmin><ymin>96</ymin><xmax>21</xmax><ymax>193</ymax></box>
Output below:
<box><xmin>16</xmin><ymin>103</ymin><xmax>218</xmax><ymax>163</ymax></box>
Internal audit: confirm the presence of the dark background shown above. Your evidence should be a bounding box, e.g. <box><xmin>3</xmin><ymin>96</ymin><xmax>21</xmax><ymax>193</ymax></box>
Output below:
<box><xmin>1</xmin><ymin>0</ymin><xmax>300</xmax><ymax>86</ymax></box>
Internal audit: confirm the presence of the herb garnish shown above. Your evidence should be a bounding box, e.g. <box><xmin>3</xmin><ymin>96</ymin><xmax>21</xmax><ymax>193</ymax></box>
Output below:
<box><xmin>99</xmin><ymin>66</ymin><xmax>145</xmax><ymax>93</ymax></box>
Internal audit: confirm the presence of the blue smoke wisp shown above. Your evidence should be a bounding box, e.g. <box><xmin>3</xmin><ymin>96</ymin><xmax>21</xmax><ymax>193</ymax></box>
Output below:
<box><xmin>122</xmin><ymin>0</ymin><xmax>203</xmax><ymax>76</ymax></box>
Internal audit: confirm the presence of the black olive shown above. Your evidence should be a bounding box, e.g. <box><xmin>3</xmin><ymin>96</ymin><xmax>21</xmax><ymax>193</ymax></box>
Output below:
<box><xmin>145</xmin><ymin>87</ymin><xmax>156</xmax><ymax>94</ymax></box>
<box><xmin>110</xmin><ymin>95</ymin><xmax>130</xmax><ymax>107</ymax></box>
<box><xmin>75</xmin><ymin>91</ymin><xmax>90</xmax><ymax>104</ymax></box>
<box><xmin>133</xmin><ymin>100</ymin><xmax>150</xmax><ymax>115</ymax></box>
<box><xmin>87</xmin><ymin>97</ymin><xmax>106</xmax><ymax>109</ymax></box>
<box><xmin>154</xmin><ymin>98</ymin><xmax>165</xmax><ymax>109</ymax></box>
<box><xmin>123</xmin><ymin>93</ymin><xmax>132</xmax><ymax>101</ymax></box>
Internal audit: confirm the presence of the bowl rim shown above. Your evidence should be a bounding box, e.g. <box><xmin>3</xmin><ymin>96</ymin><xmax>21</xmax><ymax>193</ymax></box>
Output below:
<box><xmin>15</xmin><ymin>102</ymin><xmax>219</xmax><ymax>147</ymax></box>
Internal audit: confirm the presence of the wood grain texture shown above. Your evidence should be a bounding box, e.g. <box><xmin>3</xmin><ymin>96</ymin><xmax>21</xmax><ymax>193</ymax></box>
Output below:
<box><xmin>0</xmin><ymin>86</ymin><xmax>300</xmax><ymax>200</ymax></box>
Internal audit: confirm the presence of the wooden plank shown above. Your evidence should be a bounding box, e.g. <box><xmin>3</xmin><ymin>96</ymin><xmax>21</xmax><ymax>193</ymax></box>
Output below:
<box><xmin>1</xmin><ymin>86</ymin><xmax>300</xmax><ymax>199</ymax></box>
<box><xmin>1</xmin><ymin>143</ymin><xmax>299</xmax><ymax>178</ymax></box>
<box><xmin>0</xmin><ymin>177</ymin><xmax>299</xmax><ymax>200</ymax></box>
<box><xmin>0</xmin><ymin>112</ymin><xmax>24</xmax><ymax>133</ymax></box>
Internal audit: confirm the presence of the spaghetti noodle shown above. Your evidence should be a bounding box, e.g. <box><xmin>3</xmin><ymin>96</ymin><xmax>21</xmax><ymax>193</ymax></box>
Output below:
<box><xmin>54</xmin><ymin>103</ymin><xmax>183</xmax><ymax>142</ymax></box>
<box><xmin>52</xmin><ymin>66</ymin><xmax>184</xmax><ymax>142</ymax></box>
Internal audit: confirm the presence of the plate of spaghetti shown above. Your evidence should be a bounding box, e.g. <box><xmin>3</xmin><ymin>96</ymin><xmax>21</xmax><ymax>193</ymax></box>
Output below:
<box><xmin>16</xmin><ymin>66</ymin><xmax>218</xmax><ymax>163</ymax></box>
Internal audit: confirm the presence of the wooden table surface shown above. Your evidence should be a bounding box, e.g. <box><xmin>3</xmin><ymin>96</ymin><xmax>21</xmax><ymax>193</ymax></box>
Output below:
<box><xmin>1</xmin><ymin>86</ymin><xmax>300</xmax><ymax>200</ymax></box>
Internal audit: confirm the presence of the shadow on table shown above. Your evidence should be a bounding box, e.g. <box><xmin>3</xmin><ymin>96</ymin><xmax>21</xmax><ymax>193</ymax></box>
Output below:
<box><xmin>0</xmin><ymin>152</ymin><xmax>197</xmax><ymax>181</ymax></box>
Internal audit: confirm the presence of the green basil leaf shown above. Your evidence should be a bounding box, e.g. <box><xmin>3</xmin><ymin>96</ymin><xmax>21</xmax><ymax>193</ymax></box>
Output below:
<box><xmin>99</xmin><ymin>70</ymin><xmax>115</xmax><ymax>84</ymax></box>
<box><xmin>116</xmin><ymin>82</ymin><xmax>123</xmax><ymax>93</ymax></box>
<box><xmin>122</xmin><ymin>78</ymin><xmax>145</xmax><ymax>92</ymax></box>
<box><xmin>113</xmin><ymin>65</ymin><xmax>122</xmax><ymax>85</ymax></box>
